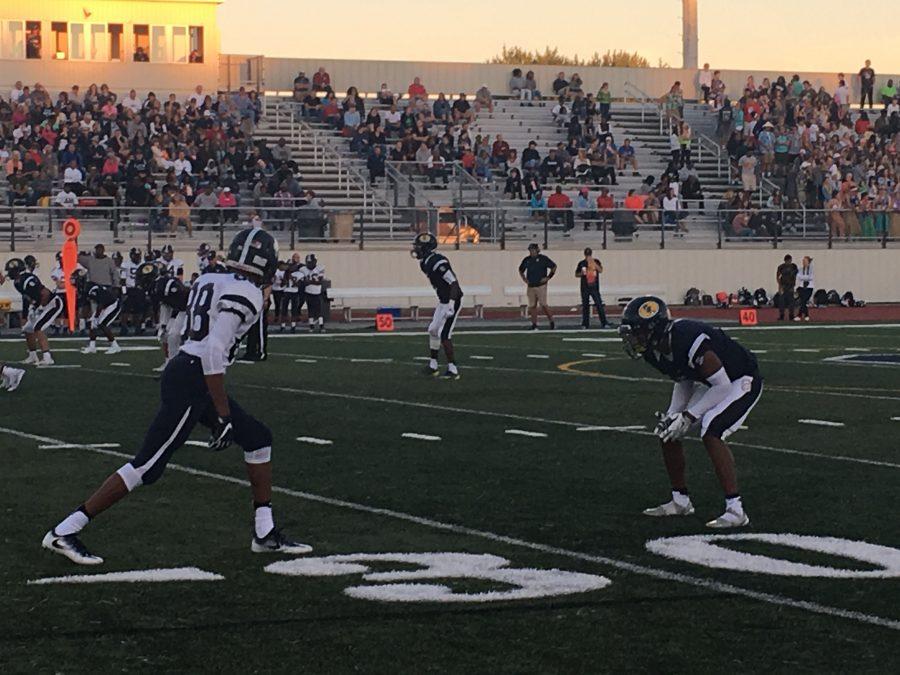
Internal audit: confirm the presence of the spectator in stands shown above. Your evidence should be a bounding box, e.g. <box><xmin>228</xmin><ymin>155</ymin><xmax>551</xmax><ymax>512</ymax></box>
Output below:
<box><xmin>504</xmin><ymin>168</ymin><xmax>525</xmax><ymax>200</ymax></box>
<box><xmin>432</xmin><ymin>93</ymin><xmax>451</xmax><ymax>124</ymax></box>
<box><xmin>879</xmin><ymin>79</ymin><xmax>896</xmax><ymax>106</ymax></box>
<box><xmin>699</xmin><ymin>63</ymin><xmax>713</xmax><ymax>104</ymax></box>
<box><xmin>510</xmin><ymin>69</ymin><xmax>528</xmax><ymax>101</ymax></box>
<box><xmin>452</xmin><ymin>93</ymin><xmax>474</xmax><ymax>123</ymax></box>
<box><xmin>491</xmin><ymin>134</ymin><xmax>510</xmax><ymax>171</ymax></box>
<box><xmin>623</xmin><ymin>189</ymin><xmax>646</xmax><ymax>225</ymax></box>
<box><xmin>739</xmin><ymin>151</ymin><xmax>758</xmax><ymax>192</ymax></box>
<box><xmin>547</xmin><ymin>185</ymin><xmax>574</xmax><ymax>231</ymax></box>
<box><xmin>551</xmin><ymin>96</ymin><xmax>569</xmax><ymax>126</ymax></box>
<box><xmin>376</xmin><ymin>83</ymin><xmax>395</xmax><ymax>105</ymax></box>
<box><xmin>617</xmin><ymin>138</ymin><xmax>638</xmax><ymax>176</ymax></box>
<box><xmin>367</xmin><ymin>144</ymin><xmax>386</xmax><ymax>183</ymax></box>
<box><xmin>169</xmin><ymin>192</ymin><xmax>192</xmax><ymax>237</ymax></box>
<box><xmin>342</xmin><ymin>103</ymin><xmax>361</xmax><ymax>136</ymax></box>
<box><xmin>595</xmin><ymin>187</ymin><xmax>614</xmax><ymax>231</ymax></box>
<box><xmin>552</xmin><ymin>72</ymin><xmax>569</xmax><ymax>98</ymax></box>
<box><xmin>524</xmin><ymin>71</ymin><xmax>541</xmax><ymax>101</ymax></box>
<box><xmin>63</xmin><ymin>160</ymin><xmax>85</xmax><ymax>195</ymax></box>
<box><xmin>858</xmin><ymin>60</ymin><xmax>875</xmax><ymax>109</ymax></box>
<box><xmin>661</xmin><ymin>81</ymin><xmax>684</xmax><ymax>123</ymax></box>
<box><xmin>134</xmin><ymin>46</ymin><xmax>149</xmax><ymax>62</ymax></box>
<box><xmin>662</xmin><ymin>187</ymin><xmax>687</xmax><ymax>234</ymax></box>
<box><xmin>474</xmin><ymin>84</ymin><xmax>494</xmax><ymax>114</ymax></box>
<box><xmin>293</xmin><ymin>71</ymin><xmax>310</xmax><ymax>102</ymax></box>
<box><xmin>313</xmin><ymin>67</ymin><xmax>332</xmax><ymax>93</ymax></box>
<box><xmin>194</xmin><ymin>185</ymin><xmax>219</xmax><ymax>225</ymax></box>
<box><xmin>408</xmin><ymin>77</ymin><xmax>427</xmax><ymax>102</ymax></box>
<box><xmin>597</xmin><ymin>82</ymin><xmax>612</xmax><ymax>120</ymax></box>
<box><xmin>217</xmin><ymin>186</ymin><xmax>238</xmax><ymax>222</ymax></box>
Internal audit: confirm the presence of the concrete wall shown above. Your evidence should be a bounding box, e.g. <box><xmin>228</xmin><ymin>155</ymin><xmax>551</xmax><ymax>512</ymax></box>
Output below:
<box><xmin>12</xmin><ymin>248</ymin><xmax>900</xmax><ymax>308</ymax></box>
<box><xmin>254</xmin><ymin>56</ymin><xmax>898</xmax><ymax>103</ymax></box>
<box><xmin>0</xmin><ymin>0</ymin><xmax>220</xmax><ymax>96</ymax></box>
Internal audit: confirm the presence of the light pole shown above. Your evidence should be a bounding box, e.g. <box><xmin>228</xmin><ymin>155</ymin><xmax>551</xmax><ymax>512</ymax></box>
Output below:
<box><xmin>682</xmin><ymin>0</ymin><xmax>698</xmax><ymax>70</ymax></box>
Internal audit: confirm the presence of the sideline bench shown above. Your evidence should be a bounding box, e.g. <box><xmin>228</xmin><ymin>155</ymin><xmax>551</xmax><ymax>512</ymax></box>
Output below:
<box><xmin>329</xmin><ymin>286</ymin><xmax>492</xmax><ymax>322</ymax></box>
<box><xmin>504</xmin><ymin>285</ymin><xmax>667</xmax><ymax>317</ymax></box>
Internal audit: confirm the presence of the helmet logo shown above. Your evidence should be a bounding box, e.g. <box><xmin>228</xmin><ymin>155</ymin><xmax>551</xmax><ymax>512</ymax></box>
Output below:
<box><xmin>638</xmin><ymin>300</ymin><xmax>659</xmax><ymax>319</ymax></box>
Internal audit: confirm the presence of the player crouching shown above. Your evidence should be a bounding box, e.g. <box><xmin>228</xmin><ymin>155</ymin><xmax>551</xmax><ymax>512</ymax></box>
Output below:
<box><xmin>43</xmin><ymin>226</ymin><xmax>312</xmax><ymax>565</ymax></box>
<box><xmin>78</xmin><ymin>274</ymin><xmax>123</xmax><ymax>355</ymax></box>
<box><xmin>618</xmin><ymin>296</ymin><xmax>762</xmax><ymax>528</ymax></box>
<box><xmin>3</xmin><ymin>258</ymin><xmax>61</xmax><ymax>367</ymax></box>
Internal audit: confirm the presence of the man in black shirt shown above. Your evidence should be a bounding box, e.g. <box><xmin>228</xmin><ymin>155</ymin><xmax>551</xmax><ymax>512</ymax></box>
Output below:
<box><xmin>575</xmin><ymin>248</ymin><xmax>610</xmax><ymax>329</ymax></box>
<box><xmin>518</xmin><ymin>244</ymin><xmax>556</xmax><ymax>330</ymax></box>
<box><xmin>859</xmin><ymin>60</ymin><xmax>875</xmax><ymax>109</ymax></box>
<box><xmin>618</xmin><ymin>296</ymin><xmax>762</xmax><ymax>529</ymax></box>
<box><xmin>776</xmin><ymin>254</ymin><xmax>799</xmax><ymax>321</ymax></box>
<box><xmin>413</xmin><ymin>232</ymin><xmax>463</xmax><ymax>379</ymax></box>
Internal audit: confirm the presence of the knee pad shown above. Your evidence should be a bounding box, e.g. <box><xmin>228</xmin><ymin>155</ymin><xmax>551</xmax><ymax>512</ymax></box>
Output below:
<box><xmin>429</xmin><ymin>335</ymin><xmax>441</xmax><ymax>350</ymax></box>
<box><xmin>116</xmin><ymin>463</ymin><xmax>143</xmax><ymax>491</ymax></box>
<box><xmin>244</xmin><ymin>446</ymin><xmax>272</xmax><ymax>464</ymax></box>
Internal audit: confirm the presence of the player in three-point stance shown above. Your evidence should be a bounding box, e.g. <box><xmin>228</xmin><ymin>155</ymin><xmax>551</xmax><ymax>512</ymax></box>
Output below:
<box><xmin>3</xmin><ymin>258</ymin><xmax>61</xmax><ymax>367</ymax></box>
<box><xmin>618</xmin><ymin>296</ymin><xmax>762</xmax><ymax>528</ymax></box>
<box><xmin>80</xmin><ymin>277</ymin><xmax>123</xmax><ymax>355</ymax></box>
<box><xmin>412</xmin><ymin>232</ymin><xmax>463</xmax><ymax>380</ymax></box>
<box><xmin>43</xmin><ymin>226</ymin><xmax>313</xmax><ymax>565</ymax></box>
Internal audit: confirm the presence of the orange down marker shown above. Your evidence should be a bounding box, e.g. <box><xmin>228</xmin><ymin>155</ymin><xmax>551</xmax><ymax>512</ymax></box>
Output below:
<box><xmin>61</xmin><ymin>218</ymin><xmax>81</xmax><ymax>332</ymax></box>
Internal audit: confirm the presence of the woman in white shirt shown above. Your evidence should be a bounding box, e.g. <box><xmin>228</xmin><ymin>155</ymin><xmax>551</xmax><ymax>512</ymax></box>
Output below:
<box><xmin>796</xmin><ymin>256</ymin><xmax>814</xmax><ymax>321</ymax></box>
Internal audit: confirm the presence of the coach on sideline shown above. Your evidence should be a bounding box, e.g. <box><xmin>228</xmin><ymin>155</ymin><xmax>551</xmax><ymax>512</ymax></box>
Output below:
<box><xmin>575</xmin><ymin>247</ymin><xmax>611</xmax><ymax>329</ymax></box>
<box><xmin>519</xmin><ymin>243</ymin><xmax>556</xmax><ymax>330</ymax></box>
<box><xmin>78</xmin><ymin>244</ymin><xmax>119</xmax><ymax>288</ymax></box>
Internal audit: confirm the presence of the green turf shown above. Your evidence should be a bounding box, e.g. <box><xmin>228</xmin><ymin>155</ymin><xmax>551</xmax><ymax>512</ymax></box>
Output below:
<box><xmin>1</xmin><ymin>324</ymin><xmax>899</xmax><ymax>672</ymax></box>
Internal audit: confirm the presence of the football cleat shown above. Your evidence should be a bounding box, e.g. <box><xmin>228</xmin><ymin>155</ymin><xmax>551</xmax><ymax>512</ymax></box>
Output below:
<box><xmin>42</xmin><ymin>530</ymin><xmax>104</xmax><ymax>565</ymax></box>
<box><xmin>81</xmin><ymin>344</ymin><xmax>97</xmax><ymax>354</ymax></box>
<box><xmin>422</xmin><ymin>365</ymin><xmax>439</xmax><ymax>377</ymax></box>
<box><xmin>3</xmin><ymin>367</ymin><xmax>25</xmax><ymax>392</ymax></box>
<box><xmin>38</xmin><ymin>357</ymin><xmax>55</xmax><ymax>367</ymax></box>
<box><xmin>251</xmin><ymin>528</ymin><xmax>313</xmax><ymax>555</ymax></box>
<box><xmin>706</xmin><ymin>509</ymin><xmax>750</xmax><ymax>529</ymax></box>
<box><xmin>106</xmin><ymin>343</ymin><xmax>123</xmax><ymax>355</ymax></box>
<box><xmin>441</xmin><ymin>369</ymin><xmax>460</xmax><ymax>380</ymax></box>
<box><xmin>22</xmin><ymin>353</ymin><xmax>39</xmax><ymax>365</ymax></box>
<box><xmin>643</xmin><ymin>499</ymin><xmax>695</xmax><ymax>517</ymax></box>
<box><xmin>152</xmin><ymin>362</ymin><xmax>168</xmax><ymax>373</ymax></box>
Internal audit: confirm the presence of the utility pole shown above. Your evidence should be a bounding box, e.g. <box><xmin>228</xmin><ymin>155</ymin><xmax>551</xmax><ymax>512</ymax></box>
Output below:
<box><xmin>682</xmin><ymin>0</ymin><xmax>698</xmax><ymax>70</ymax></box>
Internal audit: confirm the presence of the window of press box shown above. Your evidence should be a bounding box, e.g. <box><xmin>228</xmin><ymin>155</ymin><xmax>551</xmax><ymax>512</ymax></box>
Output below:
<box><xmin>108</xmin><ymin>24</ymin><xmax>123</xmax><ymax>61</ymax></box>
<box><xmin>133</xmin><ymin>24</ymin><xmax>149</xmax><ymax>61</ymax></box>
<box><xmin>51</xmin><ymin>22</ymin><xmax>68</xmax><ymax>60</ymax></box>
<box><xmin>0</xmin><ymin>20</ymin><xmax>24</xmax><ymax>59</ymax></box>
<box><xmin>189</xmin><ymin>26</ymin><xmax>203</xmax><ymax>63</ymax></box>
<box><xmin>26</xmin><ymin>21</ymin><xmax>41</xmax><ymax>59</ymax></box>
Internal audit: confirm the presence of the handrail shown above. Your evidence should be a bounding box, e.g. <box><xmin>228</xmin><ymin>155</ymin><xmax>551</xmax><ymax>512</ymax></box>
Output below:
<box><xmin>696</xmin><ymin>133</ymin><xmax>723</xmax><ymax>177</ymax></box>
<box><xmin>623</xmin><ymin>80</ymin><xmax>665</xmax><ymax>133</ymax></box>
<box><xmin>385</xmin><ymin>160</ymin><xmax>435</xmax><ymax>210</ymax></box>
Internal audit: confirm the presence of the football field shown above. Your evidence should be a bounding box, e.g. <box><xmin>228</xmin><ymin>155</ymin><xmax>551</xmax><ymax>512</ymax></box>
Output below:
<box><xmin>2</xmin><ymin>324</ymin><xmax>900</xmax><ymax>672</ymax></box>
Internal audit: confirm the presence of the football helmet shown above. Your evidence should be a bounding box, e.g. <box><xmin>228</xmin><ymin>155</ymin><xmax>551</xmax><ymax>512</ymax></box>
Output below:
<box><xmin>136</xmin><ymin>261</ymin><xmax>160</xmax><ymax>290</ymax></box>
<box><xmin>411</xmin><ymin>232</ymin><xmax>437</xmax><ymax>259</ymax></box>
<box><xmin>197</xmin><ymin>242</ymin><xmax>211</xmax><ymax>257</ymax></box>
<box><xmin>618</xmin><ymin>296</ymin><xmax>671</xmax><ymax>359</ymax></box>
<box><xmin>225</xmin><ymin>227</ymin><xmax>279</xmax><ymax>284</ymax></box>
<box><xmin>129</xmin><ymin>247</ymin><xmax>142</xmax><ymax>264</ymax></box>
<box><xmin>305</xmin><ymin>253</ymin><xmax>317</xmax><ymax>268</ymax></box>
<box><xmin>161</xmin><ymin>245</ymin><xmax>174</xmax><ymax>262</ymax></box>
<box><xmin>4</xmin><ymin>258</ymin><xmax>26</xmax><ymax>280</ymax></box>
<box><xmin>111</xmin><ymin>251</ymin><xmax>123</xmax><ymax>265</ymax></box>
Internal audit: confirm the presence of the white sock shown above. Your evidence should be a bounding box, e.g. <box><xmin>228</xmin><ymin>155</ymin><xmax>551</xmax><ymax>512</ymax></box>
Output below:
<box><xmin>56</xmin><ymin>508</ymin><xmax>90</xmax><ymax>536</ymax></box>
<box><xmin>725</xmin><ymin>495</ymin><xmax>743</xmax><ymax>514</ymax></box>
<box><xmin>448</xmin><ymin>363</ymin><xmax>458</xmax><ymax>374</ymax></box>
<box><xmin>428</xmin><ymin>358</ymin><xmax>438</xmax><ymax>370</ymax></box>
<box><xmin>672</xmin><ymin>490</ymin><xmax>691</xmax><ymax>507</ymax></box>
<box><xmin>42</xmin><ymin>352</ymin><xmax>52</xmax><ymax>362</ymax></box>
<box><xmin>28</xmin><ymin>350</ymin><xmax>37</xmax><ymax>359</ymax></box>
<box><xmin>254</xmin><ymin>505</ymin><xmax>274</xmax><ymax>539</ymax></box>
<box><xmin>88</xmin><ymin>340</ymin><xmax>96</xmax><ymax>348</ymax></box>
<box><xmin>110</xmin><ymin>340</ymin><xmax>119</xmax><ymax>348</ymax></box>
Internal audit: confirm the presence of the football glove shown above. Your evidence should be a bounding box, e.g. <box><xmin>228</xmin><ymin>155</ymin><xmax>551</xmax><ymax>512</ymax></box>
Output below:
<box><xmin>208</xmin><ymin>416</ymin><xmax>234</xmax><ymax>451</ymax></box>
<box><xmin>654</xmin><ymin>411</ymin><xmax>694</xmax><ymax>443</ymax></box>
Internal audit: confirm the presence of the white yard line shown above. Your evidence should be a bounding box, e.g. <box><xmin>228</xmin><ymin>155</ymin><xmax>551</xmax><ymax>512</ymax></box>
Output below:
<box><xmin>401</xmin><ymin>432</ymin><xmax>442</xmax><ymax>441</ymax></box>
<box><xmin>109</xmin><ymin>363</ymin><xmax>132</xmax><ymax>368</ymax></box>
<box><xmin>350</xmin><ymin>358</ymin><xmax>394</xmax><ymax>363</ymax></box>
<box><xmin>296</xmin><ymin>436</ymin><xmax>333</xmax><ymax>446</ymax></box>
<box><xmin>184</xmin><ymin>440</ymin><xmax>208</xmax><ymax>447</ymax></box>
<box><xmin>2</xmin><ymin>425</ymin><xmax>897</xmax><ymax>632</ymax></box>
<box><xmin>577</xmin><ymin>425</ymin><xmax>646</xmax><ymax>432</ymax></box>
<box><xmin>28</xmin><ymin>567</ymin><xmax>224</xmax><ymax>585</ymax></box>
<box><xmin>799</xmin><ymin>419</ymin><xmax>846</xmax><ymax>428</ymax></box>
<box><xmin>792</xmin><ymin>349</ymin><xmax>821</xmax><ymax>353</ymax></box>
<box><xmin>581</xmin><ymin>353</ymin><xmax>606</xmax><ymax>358</ymax></box>
<box><xmin>294</xmin><ymin>358</ymin><xmax>318</xmax><ymax>364</ymax></box>
<box><xmin>469</xmin><ymin>355</ymin><xmax>494</xmax><ymax>360</ymax></box>
<box><xmin>37</xmin><ymin>443</ymin><xmax>121</xmax><ymax>450</ymax></box>
<box><xmin>562</xmin><ymin>338</ymin><xmax>622</xmax><ymax>343</ymax></box>
<box><xmin>504</xmin><ymin>429</ymin><xmax>548</xmax><ymax>438</ymax></box>
<box><xmin>892</xmin><ymin>417</ymin><xmax>900</xmax><ymax>422</ymax></box>
<box><xmin>526</xmin><ymin>354</ymin><xmax>550</xmax><ymax>359</ymax></box>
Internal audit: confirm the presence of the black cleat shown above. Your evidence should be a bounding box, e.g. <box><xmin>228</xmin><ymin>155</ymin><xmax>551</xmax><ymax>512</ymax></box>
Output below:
<box><xmin>251</xmin><ymin>528</ymin><xmax>313</xmax><ymax>554</ymax></box>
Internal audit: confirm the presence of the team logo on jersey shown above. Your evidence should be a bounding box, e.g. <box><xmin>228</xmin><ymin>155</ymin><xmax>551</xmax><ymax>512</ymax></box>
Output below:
<box><xmin>638</xmin><ymin>300</ymin><xmax>660</xmax><ymax>319</ymax></box>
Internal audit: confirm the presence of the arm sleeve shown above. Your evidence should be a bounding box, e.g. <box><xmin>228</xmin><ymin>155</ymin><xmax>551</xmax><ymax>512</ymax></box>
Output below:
<box><xmin>200</xmin><ymin>311</ymin><xmax>243</xmax><ymax>376</ymax></box>
<box><xmin>667</xmin><ymin>381</ymin><xmax>697</xmax><ymax>415</ymax></box>
<box><xmin>686</xmin><ymin>367</ymin><xmax>733</xmax><ymax>419</ymax></box>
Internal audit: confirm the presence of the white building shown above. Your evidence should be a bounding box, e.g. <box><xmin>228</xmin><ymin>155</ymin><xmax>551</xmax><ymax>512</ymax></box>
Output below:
<box><xmin>0</xmin><ymin>0</ymin><xmax>222</xmax><ymax>95</ymax></box>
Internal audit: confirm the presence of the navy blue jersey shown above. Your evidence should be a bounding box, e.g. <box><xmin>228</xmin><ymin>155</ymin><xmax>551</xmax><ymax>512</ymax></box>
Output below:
<box><xmin>86</xmin><ymin>283</ymin><xmax>118</xmax><ymax>309</ymax></box>
<box><xmin>420</xmin><ymin>252</ymin><xmax>462</xmax><ymax>304</ymax></box>
<box><xmin>643</xmin><ymin>319</ymin><xmax>759</xmax><ymax>383</ymax></box>
<box><xmin>14</xmin><ymin>272</ymin><xmax>46</xmax><ymax>305</ymax></box>
<box><xmin>152</xmin><ymin>276</ymin><xmax>189</xmax><ymax>312</ymax></box>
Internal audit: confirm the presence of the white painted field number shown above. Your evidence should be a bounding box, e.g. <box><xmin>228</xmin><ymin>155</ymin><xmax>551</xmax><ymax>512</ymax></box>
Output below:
<box><xmin>646</xmin><ymin>534</ymin><xmax>900</xmax><ymax>578</ymax></box>
<box><xmin>264</xmin><ymin>552</ymin><xmax>611</xmax><ymax>602</ymax></box>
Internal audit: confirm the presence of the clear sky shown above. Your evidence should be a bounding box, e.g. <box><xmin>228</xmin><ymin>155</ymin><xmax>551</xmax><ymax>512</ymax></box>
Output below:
<box><xmin>218</xmin><ymin>0</ymin><xmax>900</xmax><ymax>74</ymax></box>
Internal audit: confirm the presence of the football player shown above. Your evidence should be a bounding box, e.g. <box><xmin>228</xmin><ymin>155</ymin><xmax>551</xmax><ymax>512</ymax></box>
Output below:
<box><xmin>49</xmin><ymin>252</ymin><xmax>84</xmax><ymax>335</ymax></box>
<box><xmin>0</xmin><ymin>363</ymin><xmax>26</xmax><ymax>392</ymax></box>
<box><xmin>301</xmin><ymin>253</ymin><xmax>325</xmax><ymax>333</ymax></box>
<box><xmin>80</xmin><ymin>277</ymin><xmax>123</xmax><ymax>355</ymax></box>
<box><xmin>160</xmin><ymin>245</ymin><xmax>184</xmax><ymax>280</ymax></box>
<box><xmin>197</xmin><ymin>243</ymin><xmax>212</xmax><ymax>273</ymax></box>
<box><xmin>120</xmin><ymin>248</ymin><xmax>148</xmax><ymax>336</ymax></box>
<box><xmin>43</xmin><ymin>226</ymin><xmax>312</xmax><ymax>564</ymax></box>
<box><xmin>618</xmin><ymin>296</ymin><xmax>762</xmax><ymax>528</ymax></box>
<box><xmin>3</xmin><ymin>258</ymin><xmax>61</xmax><ymax>366</ymax></box>
<box><xmin>412</xmin><ymin>232</ymin><xmax>462</xmax><ymax>379</ymax></box>
<box><xmin>137</xmin><ymin>262</ymin><xmax>189</xmax><ymax>373</ymax></box>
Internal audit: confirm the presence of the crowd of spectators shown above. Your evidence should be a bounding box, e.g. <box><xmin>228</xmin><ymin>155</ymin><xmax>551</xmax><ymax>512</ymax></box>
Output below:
<box><xmin>0</xmin><ymin>79</ymin><xmax>325</xmax><ymax>236</ymax></box>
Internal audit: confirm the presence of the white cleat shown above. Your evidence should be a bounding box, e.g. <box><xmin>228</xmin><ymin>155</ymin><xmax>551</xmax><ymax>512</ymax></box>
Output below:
<box><xmin>105</xmin><ymin>343</ymin><xmax>123</xmax><ymax>355</ymax></box>
<box><xmin>152</xmin><ymin>363</ymin><xmax>168</xmax><ymax>373</ymax></box>
<box><xmin>251</xmin><ymin>528</ymin><xmax>313</xmax><ymax>555</ymax></box>
<box><xmin>706</xmin><ymin>509</ymin><xmax>750</xmax><ymax>529</ymax></box>
<box><xmin>37</xmin><ymin>357</ymin><xmax>55</xmax><ymax>368</ymax></box>
<box><xmin>81</xmin><ymin>344</ymin><xmax>97</xmax><ymax>354</ymax></box>
<box><xmin>42</xmin><ymin>530</ymin><xmax>104</xmax><ymax>565</ymax></box>
<box><xmin>643</xmin><ymin>499</ymin><xmax>695</xmax><ymax>517</ymax></box>
<box><xmin>3</xmin><ymin>367</ymin><xmax>25</xmax><ymax>392</ymax></box>
<box><xmin>22</xmin><ymin>353</ymin><xmax>39</xmax><ymax>365</ymax></box>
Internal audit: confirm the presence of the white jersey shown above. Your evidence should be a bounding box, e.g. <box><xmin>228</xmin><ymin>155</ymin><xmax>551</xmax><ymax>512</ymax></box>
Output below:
<box><xmin>50</xmin><ymin>265</ymin><xmax>66</xmax><ymax>293</ymax></box>
<box><xmin>120</xmin><ymin>260</ymin><xmax>140</xmax><ymax>289</ymax></box>
<box><xmin>180</xmin><ymin>272</ymin><xmax>263</xmax><ymax>375</ymax></box>
<box><xmin>198</xmin><ymin>255</ymin><xmax>209</xmax><ymax>274</ymax></box>
<box><xmin>163</xmin><ymin>257</ymin><xmax>185</xmax><ymax>278</ymax></box>
<box><xmin>285</xmin><ymin>267</ymin><xmax>303</xmax><ymax>294</ymax></box>
<box><xmin>273</xmin><ymin>269</ymin><xmax>290</xmax><ymax>293</ymax></box>
<box><xmin>300</xmin><ymin>265</ymin><xmax>325</xmax><ymax>295</ymax></box>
